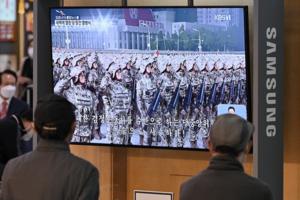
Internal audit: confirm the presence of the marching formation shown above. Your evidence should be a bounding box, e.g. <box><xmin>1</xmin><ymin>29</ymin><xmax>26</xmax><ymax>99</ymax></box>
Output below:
<box><xmin>53</xmin><ymin>49</ymin><xmax>247</xmax><ymax>148</ymax></box>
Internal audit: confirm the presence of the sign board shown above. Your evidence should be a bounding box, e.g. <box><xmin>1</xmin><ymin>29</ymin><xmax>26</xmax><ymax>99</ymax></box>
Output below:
<box><xmin>134</xmin><ymin>190</ymin><xmax>173</xmax><ymax>200</ymax></box>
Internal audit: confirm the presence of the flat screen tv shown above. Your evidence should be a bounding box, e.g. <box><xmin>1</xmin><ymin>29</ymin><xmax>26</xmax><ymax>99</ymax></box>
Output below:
<box><xmin>50</xmin><ymin>7</ymin><xmax>250</xmax><ymax>150</ymax></box>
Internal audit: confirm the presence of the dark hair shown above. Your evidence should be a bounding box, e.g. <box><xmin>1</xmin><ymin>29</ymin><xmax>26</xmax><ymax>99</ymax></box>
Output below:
<box><xmin>228</xmin><ymin>106</ymin><xmax>235</xmax><ymax>112</ymax></box>
<box><xmin>20</xmin><ymin>108</ymin><xmax>33</xmax><ymax>121</ymax></box>
<box><xmin>34</xmin><ymin>94</ymin><xmax>76</xmax><ymax>140</ymax></box>
<box><xmin>0</xmin><ymin>69</ymin><xmax>18</xmax><ymax>84</ymax></box>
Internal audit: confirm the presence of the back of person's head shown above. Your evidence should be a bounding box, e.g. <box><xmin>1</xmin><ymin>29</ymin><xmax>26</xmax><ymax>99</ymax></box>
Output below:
<box><xmin>20</xmin><ymin>108</ymin><xmax>33</xmax><ymax>122</ymax></box>
<box><xmin>34</xmin><ymin>94</ymin><xmax>75</xmax><ymax>140</ymax></box>
<box><xmin>209</xmin><ymin>113</ymin><xmax>254</xmax><ymax>157</ymax></box>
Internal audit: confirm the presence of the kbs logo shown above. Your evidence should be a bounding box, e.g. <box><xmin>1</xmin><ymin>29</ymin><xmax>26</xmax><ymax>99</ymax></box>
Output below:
<box><xmin>129</xmin><ymin>9</ymin><xmax>138</xmax><ymax>19</ymax></box>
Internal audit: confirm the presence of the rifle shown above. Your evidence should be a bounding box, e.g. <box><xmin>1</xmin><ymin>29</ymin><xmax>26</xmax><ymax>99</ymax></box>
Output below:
<box><xmin>146</xmin><ymin>84</ymin><xmax>162</xmax><ymax>117</ymax></box>
<box><xmin>234</xmin><ymin>80</ymin><xmax>242</xmax><ymax>103</ymax></box>
<box><xmin>196</xmin><ymin>79</ymin><xmax>205</xmax><ymax>107</ymax></box>
<box><xmin>132</xmin><ymin>78</ymin><xmax>137</xmax><ymax>102</ymax></box>
<box><xmin>219</xmin><ymin>80</ymin><xmax>225</xmax><ymax>104</ymax></box>
<box><xmin>183</xmin><ymin>84</ymin><xmax>193</xmax><ymax>112</ymax></box>
<box><xmin>167</xmin><ymin>81</ymin><xmax>181</xmax><ymax>113</ymax></box>
<box><xmin>209</xmin><ymin>81</ymin><xmax>217</xmax><ymax>106</ymax></box>
<box><xmin>229</xmin><ymin>80</ymin><xmax>235</xmax><ymax>103</ymax></box>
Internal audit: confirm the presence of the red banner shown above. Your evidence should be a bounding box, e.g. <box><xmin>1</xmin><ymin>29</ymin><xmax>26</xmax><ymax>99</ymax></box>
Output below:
<box><xmin>124</xmin><ymin>8</ymin><xmax>155</xmax><ymax>27</ymax></box>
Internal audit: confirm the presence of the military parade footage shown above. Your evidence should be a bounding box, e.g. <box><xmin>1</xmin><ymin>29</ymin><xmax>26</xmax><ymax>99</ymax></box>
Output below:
<box><xmin>51</xmin><ymin>8</ymin><xmax>249</xmax><ymax>149</ymax></box>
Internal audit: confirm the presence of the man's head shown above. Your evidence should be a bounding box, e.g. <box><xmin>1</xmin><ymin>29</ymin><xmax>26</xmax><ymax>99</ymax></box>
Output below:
<box><xmin>208</xmin><ymin>114</ymin><xmax>254</xmax><ymax>158</ymax></box>
<box><xmin>34</xmin><ymin>94</ymin><xmax>76</xmax><ymax>141</ymax></box>
<box><xmin>0</xmin><ymin>69</ymin><xmax>17</xmax><ymax>100</ymax></box>
<box><xmin>228</xmin><ymin>106</ymin><xmax>236</xmax><ymax>114</ymax></box>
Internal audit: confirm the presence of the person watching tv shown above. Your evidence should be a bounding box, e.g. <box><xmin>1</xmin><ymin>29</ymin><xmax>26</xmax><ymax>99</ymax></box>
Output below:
<box><xmin>0</xmin><ymin>94</ymin><xmax>99</xmax><ymax>200</ymax></box>
<box><xmin>180</xmin><ymin>114</ymin><xmax>273</xmax><ymax>200</ymax></box>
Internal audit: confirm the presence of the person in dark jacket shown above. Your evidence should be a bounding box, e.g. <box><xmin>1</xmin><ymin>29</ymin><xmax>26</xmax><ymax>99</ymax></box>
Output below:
<box><xmin>180</xmin><ymin>113</ymin><xmax>273</xmax><ymax>200</ymax></box>
<box><xmin>0</xmin><ymin>108</ymin><xmax>33</xmax><ymax>177</ymax></box>
<box><xmin>0</xmin><ymin>94</ymin><xmax>99</xmax><ymax>200</ymax></box>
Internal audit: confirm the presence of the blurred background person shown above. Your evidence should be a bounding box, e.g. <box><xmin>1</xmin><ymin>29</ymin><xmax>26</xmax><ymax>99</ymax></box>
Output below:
<box><xmin>18</xmin><ymin>39</ymin><xmax>33</xmax><ymax>107</ymax></box>
<box><xmin>0</xmin><ymin>108</ymin><xmax>33</xmax><ymax>177</ymax></box>
<box><xmin>0</xmin><ymin>69</ymin><xmax>29</xmax><ymax>120</ymax></box>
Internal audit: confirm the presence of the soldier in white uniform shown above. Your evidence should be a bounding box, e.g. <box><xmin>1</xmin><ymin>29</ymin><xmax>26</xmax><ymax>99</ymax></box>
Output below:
<box><xmin>136</xmin><ymin>61</ymin><xmax>159</xmax><ymax>146</ymax></box>
<box><xmin>187</xmin><ymin>60</ymin><xmax>203</xmax><ymax>148</ymax></box>
<box><xmin>158</xmin><ymin>61</ymin><xmax>178</xmax><ymax>146</ymax></box>
<box><xmin>87</xmin><ymin>60</ymin><xmax>104</xmax><ymax>94</ymax></box>
<box><xmin>107</xmin><ymin>64</ymin><xmax>132</xmax><ymax>145</ymax></box>
<box><xmin>54</xmin><ymin>66</ymin><xmax>98</xmax><ymax>142</ymax></box>
<box><xmin>175</xmin><ymin>60</ymin><xmax>190</xmax><ymax>147</ymax></box>
<box><xmin>99</xmin><ymin>60</ymin><xmax>114</xmax><ymax>140</ymax></box>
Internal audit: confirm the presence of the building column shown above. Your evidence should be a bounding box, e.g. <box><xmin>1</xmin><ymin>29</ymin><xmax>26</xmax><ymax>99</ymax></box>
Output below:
<box><xmin>141</xmin><ymin>34</ymin><xmax>145</xmax><ymax>50</ymax></box>
<box><xmin>125</xmin><ymin>32</ymin><xmax>129</xmax><ymax>49</ymax></box>
<box><xmin>122</xmin><ymin>32</ymin><xmax>126</xmax><ymax>49</ymax></box>
<box><xmin>137</xmin><ymin>33</ymin><xmax>140</xmax><ymax>50</ymax></box>
<box><xmin>132</xmin><ymin>32</ymin><xmax>135</xmax><ymax>49</ymax></box>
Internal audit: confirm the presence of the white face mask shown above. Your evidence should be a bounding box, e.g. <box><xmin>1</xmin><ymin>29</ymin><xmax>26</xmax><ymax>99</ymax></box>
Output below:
<box><xmin>28</xmin><ymin>47</ymin><xmax>34</xmax><ymax>58</ymax></box>
<box><xmin>0</xmin><ymin>85</ymin><xmax>16</xmax><ymax>99</ymax></box>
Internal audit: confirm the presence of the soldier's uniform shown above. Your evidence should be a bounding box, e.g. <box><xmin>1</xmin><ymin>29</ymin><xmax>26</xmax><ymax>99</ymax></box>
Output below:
<box><xmin>175</xmin><ymin>62</ymin><xmax>190</xmax><ymax>147</ymax></box>
<box><xmin>187</xmin><ymin>61</ymin><xmax>203</xmax><ymax>147</ymax></box>
<box><xmin>54</xmin><ymin>67</ymin><xmax>98</xmax><ymax>142</ymax></box>
<box><xmin>159</xmin><ymin>62</ymin><xmax>178</xmax><ymax>146</ymax></box>
<box><xmin>136</xmin><ymin>61</ymin><xmax>159</xmax><ymax>146</ymax></box>
<box><xmin>108</xmin><ymin>73</ymin><xmax>132</xmax><ymax>145</ymax></box>
<box><xmin>87</xmin><ymin>61</ymin><xmax>104</xmax><ymax>94</ymax></box>
<box><xmin>99</xmin><ymin>61</ymin><xmax>115</xmax><ymax>142</ymax></box>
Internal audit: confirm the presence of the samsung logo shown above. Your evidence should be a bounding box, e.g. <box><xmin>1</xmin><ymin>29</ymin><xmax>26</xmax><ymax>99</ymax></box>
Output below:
<box><xmin>266</xmin><ymin>27</ymin><xmax>277</xmax><ymax>137</ymax></box>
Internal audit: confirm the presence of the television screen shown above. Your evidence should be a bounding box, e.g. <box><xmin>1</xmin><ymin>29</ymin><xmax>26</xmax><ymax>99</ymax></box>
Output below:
<box><xmin>50</xmin><ymin>7</ymin><xmax>250</xmax><ymax>149</ymax></box>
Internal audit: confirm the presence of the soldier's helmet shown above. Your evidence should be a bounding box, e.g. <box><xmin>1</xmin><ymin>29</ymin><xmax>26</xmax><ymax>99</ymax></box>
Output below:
<box><xmin>215</xmin><ymin>59</ymin><xmax>224</xmax><ymax>71</ymax></box>
<box><xmin>233</xmin><ymin>58</ymin><xmax>241</xmax><ymax>70</ymax></box>
<box><xmin>70</xmin><ymin>66</ymin><xmax>85</xmax><ymax>84</ymax></box>
<box><xmin>105</xmin><ymin>60</ymin><xmax>115</xmax><ymax>72</ymax></box>
<box><xmin>53</xmin><ymin>55</ymin><xmax>61</xmax><ymax>66</ymax></box>
<box><xmin>240</xmin><ymin>60</ymin><xmax>246</xmax><ymax>69</ymax></box>
<box><xmin>70</xmin><ymin>57</ymin><xmax>79</xmax><ymax>67</ymax></box>
<box><xmin>174</xmin><ymin>59</ymin><xmax>186</xmax><ymax>72</ymax></box>
<box><xmin>110</xmin><ymin>62</ymin><xmax>122</xmax><ymax>79</ymax></box>
<box><xmin>224</xmin><ymin>59</ymin><xmax>233</xmax><ymax>70</ymax></box>
<box><xmin>121</xmin><ymin>57</ymin><xmax>131</xmax><ymax>69</ymax></box>
<box><xmin>139</xmin><ymin>58</ymin><xmax>153</xmax><ymax>74</ymax></box>
<box><xmin>187</xmin><ymin>60</ymin><xmax>198</xmax><ymax>72</ymax></box>
<box><xmin>197</xmin><ymin>59</ymin><xmax>206</xmax><ymax>71</ymax></box>
<box><xmin>206</xmin><ymin>59</ymin><xmax>214</xmax><ymax>72</ymax></box>
<box><xmin>62</xmin><ymin>57</ymin><xmax>70</xmax><ymax>66</ymax></box>
<box><xmin>158</xmin><ymin>58</ymin><xmax>172</xmax><ymax>73</ymax></box>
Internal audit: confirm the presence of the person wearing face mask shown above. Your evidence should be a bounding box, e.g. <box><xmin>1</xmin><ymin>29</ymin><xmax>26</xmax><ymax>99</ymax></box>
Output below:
<box><xmin>18</xmin><ymin>39</ymin><xmax>34</xmax><ymax>106</ymax></box>
<box><xmin>0</xmin><ymin>69</ymin><xmax>29</xmax><ymax>120</ymax></box>
<box><xmin>0</xmin><ymin>108</ymin><xmax>33</xmax><ymax>177</ymax></box>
